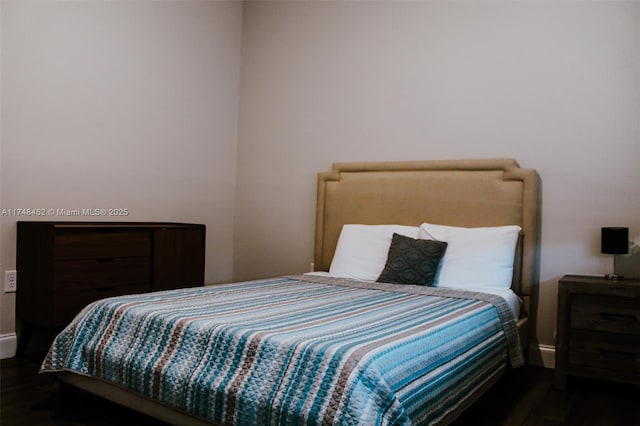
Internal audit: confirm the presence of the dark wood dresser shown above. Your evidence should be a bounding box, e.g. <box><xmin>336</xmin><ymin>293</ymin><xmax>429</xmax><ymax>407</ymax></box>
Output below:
<box><xmin>16</xmin><ymin>221</ymin><xmax>205</xmax><ymax>352</ymax></box>
<box><xmin>555</xmin><ymin>274</ymin><xmax>640</xmax><ymax>389</ymax></box>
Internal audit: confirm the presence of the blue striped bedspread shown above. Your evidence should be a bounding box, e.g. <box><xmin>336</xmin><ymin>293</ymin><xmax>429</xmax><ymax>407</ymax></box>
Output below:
<box><xmin>41</xmin><ymin>274</ymin><xmax>523</xmax><ymax>425</ymax></box>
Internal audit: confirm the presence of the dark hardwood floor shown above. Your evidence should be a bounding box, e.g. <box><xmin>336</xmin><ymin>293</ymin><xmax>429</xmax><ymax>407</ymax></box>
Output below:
<box><xmin>1</xmin><ymin>352</ymin><xmax>639</xmax><ymax>425</ymax></box>
<box><xmin>1</xmin><ymin>352</ymin><xmax>166</xmax><ymax>426</ymax></box>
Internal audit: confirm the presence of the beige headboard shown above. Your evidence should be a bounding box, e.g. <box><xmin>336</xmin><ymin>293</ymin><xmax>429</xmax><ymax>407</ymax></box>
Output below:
<box><xmin>314</xmin><ymin>158</ymin><xmax>540</xmax><ymax>304</ymax></box>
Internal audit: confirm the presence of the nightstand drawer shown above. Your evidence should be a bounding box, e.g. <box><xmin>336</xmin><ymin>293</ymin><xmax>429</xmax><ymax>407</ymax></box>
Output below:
<box><xmin>569</xmin><ymin>329</ymin><xmax>640</xmax><ymax>372</ymax></box>
<box><xmin>54</xmin><ymin>257</ymin><xmax>151</xmax><ymax>291</ymax></box>
<box><xmin>54</xmin><ymin>231</ymin><xmax>151</xmax><ymax>259</ymax></box>
<box><xmin>53</xmin><ymin>283</ymin><xmax>150</xmax><ymax>325</ymax></box>
<box><xmin>570</xmin><ymin>295</ymin><xmax>640</xmax><ymax>335</ymax></box>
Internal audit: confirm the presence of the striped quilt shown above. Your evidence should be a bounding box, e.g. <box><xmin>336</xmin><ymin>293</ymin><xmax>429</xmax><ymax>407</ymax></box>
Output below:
<box><xmin>41</xmin><ymin>274</ymin><xmax>523</xmax><ymax>426</ymax></box>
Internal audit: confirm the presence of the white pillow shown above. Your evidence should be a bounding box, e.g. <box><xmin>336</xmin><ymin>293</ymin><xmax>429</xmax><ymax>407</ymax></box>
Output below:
<box><xmin>417</xmin><ymin>222</ymin><xmax>521</xmax><ymax>291</ymax></box>
<box><xmin>329</xmin><ymin>224</ymin><xmax>419</xmax><ymax>281</ymax></box>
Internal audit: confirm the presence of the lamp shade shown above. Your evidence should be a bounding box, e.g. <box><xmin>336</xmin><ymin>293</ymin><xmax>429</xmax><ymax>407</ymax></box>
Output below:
<box><xmin>601</xmin><ymin>227</ymin><xmax>629</xmax><ymax>255</ymax></box>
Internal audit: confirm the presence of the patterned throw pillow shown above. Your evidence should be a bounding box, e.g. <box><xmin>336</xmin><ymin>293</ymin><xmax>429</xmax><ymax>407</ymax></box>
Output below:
<box><xmin>376</xmin><ymin>233</ymin><xmax>448</xmax><ymax>286</ymax></box>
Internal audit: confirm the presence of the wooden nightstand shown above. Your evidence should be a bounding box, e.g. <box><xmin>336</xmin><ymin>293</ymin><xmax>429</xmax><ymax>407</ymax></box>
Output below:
<box><xmin>555</xmin><ymin>274</ymin><xmax>640</xmax><ymax>389</ymax></box>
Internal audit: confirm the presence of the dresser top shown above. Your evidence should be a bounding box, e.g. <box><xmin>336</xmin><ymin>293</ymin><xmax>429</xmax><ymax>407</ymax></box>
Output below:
<box><xmin>17</xmin><ymin>221</ymin><xmax>205</xmax><ymax>229</ymax></box>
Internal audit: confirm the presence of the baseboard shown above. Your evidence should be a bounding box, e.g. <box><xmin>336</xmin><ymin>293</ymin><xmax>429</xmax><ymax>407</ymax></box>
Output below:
<box><xmin>528</xmin><ymin>343</ymin><xmax>555</xmax><ymax>368</ymax></box>
<box><xmin>0</xmin><ymin>333</ymin><xmax>17</xmax><ymax>359</ymax></box>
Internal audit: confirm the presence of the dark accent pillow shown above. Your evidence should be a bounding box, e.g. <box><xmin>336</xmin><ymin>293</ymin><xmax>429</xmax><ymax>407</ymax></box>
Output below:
<box><xmin>376</xmin><ymin>233</ymin><xmax>448</xmax><ymax>286</ymax></box>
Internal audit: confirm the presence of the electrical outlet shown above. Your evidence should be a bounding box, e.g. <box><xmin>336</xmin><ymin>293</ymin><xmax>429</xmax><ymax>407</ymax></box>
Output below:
<box><xmin>4</xmin><ymin>270</ymin><xmax>17</xmax><ymax>293</ymax></box>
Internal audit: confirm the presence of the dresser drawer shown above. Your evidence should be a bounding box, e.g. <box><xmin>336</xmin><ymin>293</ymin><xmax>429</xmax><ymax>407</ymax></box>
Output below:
<box><xmin>54</xmin><ymin>257</ymin><xmax>151</xmax><ymax>291</ymax></box>
<box><xmin>53</xmin><ymin>283</ymin><xmax>150</xmax><ymax>325</ymax></box>
<box><xmin>54</xmin><ymin>231</ymin><xmax>151</xmax><ymax>259</ymax></box>
<box><xmin>570</xmin><ymin>295</ymin><xmax>640</xmax><ymax>335</ymax></box>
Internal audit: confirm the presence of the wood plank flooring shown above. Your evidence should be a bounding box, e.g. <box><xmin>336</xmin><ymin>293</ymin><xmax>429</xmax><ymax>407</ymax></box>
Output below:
<box><xmin>2</xmin><ymin>352</ymin><xmax>639</xmax><ymax>425</ymax></box>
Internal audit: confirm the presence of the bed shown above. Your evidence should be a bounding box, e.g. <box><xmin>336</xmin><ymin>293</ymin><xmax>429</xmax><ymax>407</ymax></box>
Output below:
<box><xmin>40</xmin><ymin>158</ymin><xmax>540</xmax><ymax>425</ymax></box>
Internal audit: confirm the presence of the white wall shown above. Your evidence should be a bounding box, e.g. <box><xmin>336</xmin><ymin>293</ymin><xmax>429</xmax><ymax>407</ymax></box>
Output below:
<box><xmin>0</xmin><ymin>1</ymin><xmax>243</xmax><ymax>348</ymax></box>
<box><xmin>235</xmin><ymin>1</ymin><xmax>640</xmax><ymax>363</ymax></box>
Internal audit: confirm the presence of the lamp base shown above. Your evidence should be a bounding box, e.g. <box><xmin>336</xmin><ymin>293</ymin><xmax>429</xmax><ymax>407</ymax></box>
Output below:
<box><xmin>604</xmin><ymin>273</ymin><xmax>624</xmax><ymax>281</ymax></box>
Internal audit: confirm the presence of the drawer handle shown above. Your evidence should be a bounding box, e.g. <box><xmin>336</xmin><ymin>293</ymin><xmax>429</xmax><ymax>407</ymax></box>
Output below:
<box><xmin>600</xmin><ymin>312</ymin><xmax>637</xmax><ymax>322</ymax></box>
<box><xmin>599</xmin><ymin>349</ymin><xmax>636</xmax><ymax>361</ymax></box>
<box><xmin>95</xmin><ymin>257</ymin><xmax>115</xmax><ymax>263</ymax></box>
<box><xmin>96</xmin><ymin>286</ymin><xmax>115</xmax><ymax>292</ymax></box>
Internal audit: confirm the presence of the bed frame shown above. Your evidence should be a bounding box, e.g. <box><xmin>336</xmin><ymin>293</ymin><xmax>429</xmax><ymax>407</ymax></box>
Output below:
<box><xmin>57</xmin><ymin>158</ymin><xmax>540</xmax><ymax>425</ymax></box>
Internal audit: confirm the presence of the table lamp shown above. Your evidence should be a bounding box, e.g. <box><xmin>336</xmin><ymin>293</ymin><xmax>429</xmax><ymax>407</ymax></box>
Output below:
<box><xmin>601</xmin><ymin>227</ymin><xmax>629</xmax><ymax>280</ymax></box>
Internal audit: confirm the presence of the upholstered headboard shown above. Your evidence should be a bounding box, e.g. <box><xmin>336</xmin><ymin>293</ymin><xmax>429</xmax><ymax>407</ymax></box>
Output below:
<box><xmin>314</xmin><ymin>159</ymin><xmax>540</xmax><ymax>308</ymax></box>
